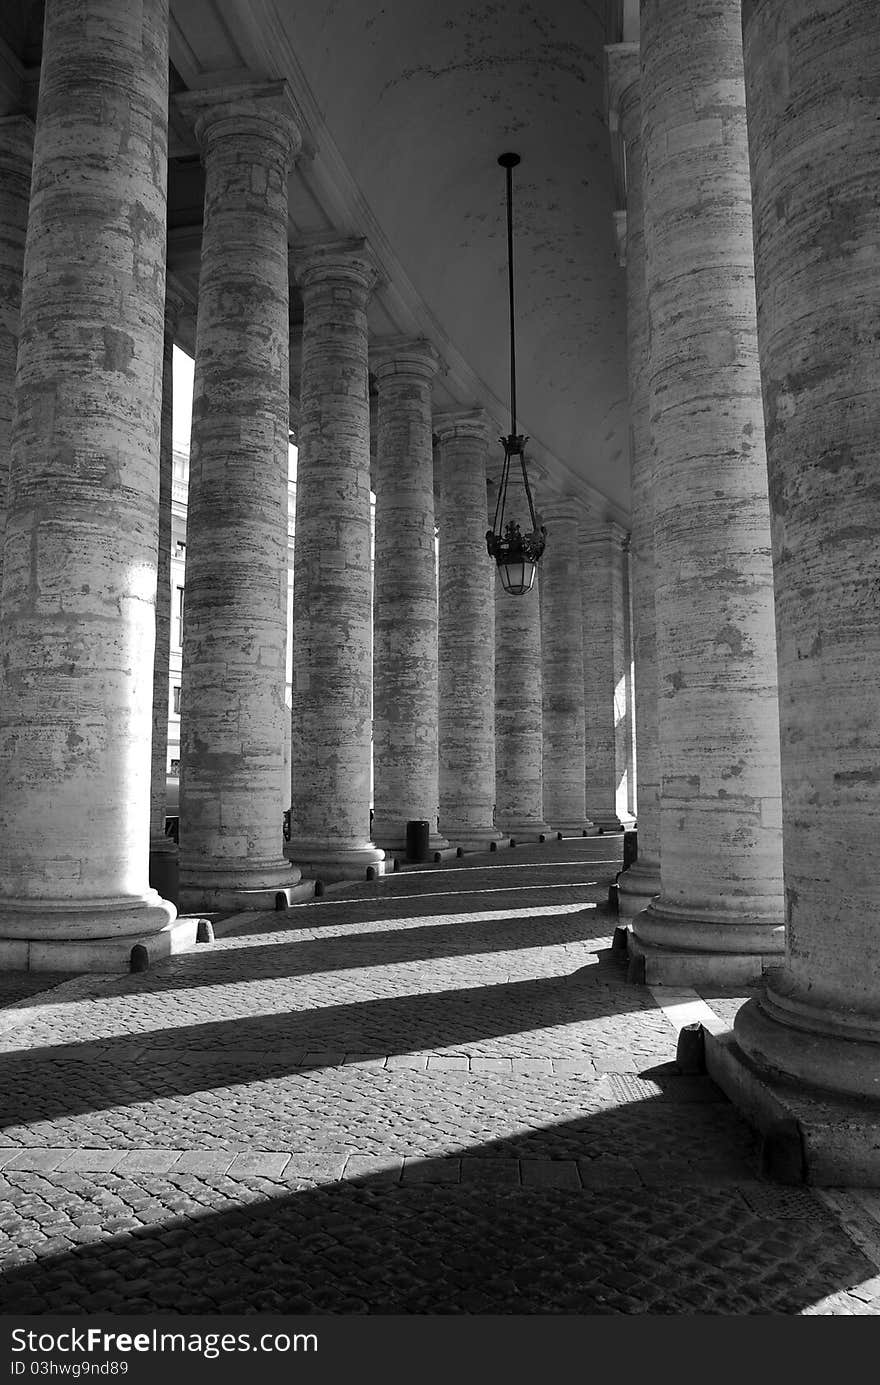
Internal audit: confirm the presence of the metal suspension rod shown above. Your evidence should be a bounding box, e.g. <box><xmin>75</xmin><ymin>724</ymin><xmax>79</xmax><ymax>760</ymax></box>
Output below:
<box><xmin>498</xmin><ymin>152</ymin><xmax>520</xmax><ymax>439</ymax></box>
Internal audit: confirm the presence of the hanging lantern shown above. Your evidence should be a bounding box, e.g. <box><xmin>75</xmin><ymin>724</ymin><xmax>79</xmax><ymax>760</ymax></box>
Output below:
<box><xmin>485</xmin><ymin>152</ymin><xmax>546</xmax><ymax>596</ymax></box>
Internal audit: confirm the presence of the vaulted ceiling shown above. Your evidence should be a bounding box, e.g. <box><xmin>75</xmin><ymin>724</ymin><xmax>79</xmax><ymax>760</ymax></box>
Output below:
<box><xmin>0</xmin><ymin>0</ymin><xmax>638</xmax><ymax>524</ymax></box>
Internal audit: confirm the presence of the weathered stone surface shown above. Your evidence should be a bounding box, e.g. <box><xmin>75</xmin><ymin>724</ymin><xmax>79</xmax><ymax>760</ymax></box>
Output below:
<box><xmin>287</xmin><ymin>239</ymin><xmax>385</xmax><ymax>881</ymax></box>
<box><xmin>540</xmin><ymin>500</ymin><xmax>590</xmax><ymax>833</ymax></box>
<box><xmin>0</xmin><ymin>0</ymin><xmax>175</xmax><ymax>952</ymax></box>
<box><xmin>633</xmin><ymin>0</ymin><xmax>785</xmax><ymax>977</ymax></box>
<box><xmin>371</xmin><ymin>339</ymin><xmax>446</xmax><ymax>853</ymax></box>
<box><xmin>580</xmin><ymin>517</ymin><xmax>635</xmax><ymax>832</ymax></box>
<box><xmin>174</xmin><ymin>82</ymin><xmax>302</xmax><ymax>910</ymax></box>
<box><xmin>605</xmin><ymin>47</ymin><xmax>661</xmax><ymax>919</ymax></box>
<box><xmin>0</xmin><ymin>115</ymin><xmax>32</xmax><ymax>598</ymax></box>
<box><xmin>435</xmin><ymin>412</ymin><xmax>503</xmax><ymax>849</ymax></box>
<box><xmin>732</xmin><ymin>0</ymin><xmax>880</xmax><ymax>1100</ymax></box>
<box><xmin>494</xmin><ymin>566</ymin><xmax>551</xmax><ymax>840</ymax></box>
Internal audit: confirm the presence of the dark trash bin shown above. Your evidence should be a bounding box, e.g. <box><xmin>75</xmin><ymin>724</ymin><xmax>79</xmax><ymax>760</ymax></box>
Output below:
<box><xmin>622</xmin><ymin>829</ymin><xmax>638</xmax><ymax>872</ymax></box>
<box><xmin>406</xmin><ymin>819</ymin><xmax>430</xmax><ymax>862</ymax></box>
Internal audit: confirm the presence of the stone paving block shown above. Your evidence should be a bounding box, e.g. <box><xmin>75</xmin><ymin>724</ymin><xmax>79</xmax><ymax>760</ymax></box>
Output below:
<box><xmin>299</xmin><ymin>1051</ymin><xmax>346</xmax><ymax>1068</ymax></box>
<box><xmin>577</xmin><ymin>1159</ymin><xmax>643</xmax><ymax>1188</ymax></box>
<box><xmin>164</xmin><ymin>1152</ymin><xmax>235</xmax><ymax>1176</ymax></box>
<box><xmin>342</xmin><ymin>1053</ymin><xmax>387</xmax><ymax>1067</ymax></box>
<box><xmin>383</xmin><ymin>1054</ymin><xmax>428</xmax><ymax>1070</ymax></box>
<box><xmin>511</xmin><ymin>1058</ymin><xmax>555</xmax><ymax>1076</ymax></box>
<box><xmin>592</xmin><ymin>1054</ymin><xmax>640</xmax><ymax>1073</ymax></box>
<box><xmin>468</xmin><ymin>1057</ymin><xmax>513</xmax><ymax>1074</ymax></box>
<box><xmin>226</xmin><ymin>1153</ymin><xmax>290</xmax><ymax>1179</ymax></box>
<box><xmin>401</xmin><ymin>1157</ymin><xmax>461</xmax><ymax>1184</ymax></box>
<box><xmin>282</xmin><ymin>1154</ymin><xmax>347</xmax><ymax>1183</ymax></box>
<box><xmin>460</xmin><ymin>1157</ymin><xmax>520</xmax><ymax>1184</ymax></box>
<box><xmin>59</xmin><ymin>1150</ymin><xmax>124</xmax><ymax>1171</ymax></box>
<box><xmin>520</xmin><ymin>1159</ymin><xmax>581</xmax><ymax>1189</ymax></box>
<box><xmin>2</xmin><ymin>1149</ymin><xmax>73</xmax><ymax>1171</ymax></box>
<box><xmin>112</xmin><ymin>1151</ymin><xmax>183</xmax><ymax>1174</ymax></box>
<box><xmin>426</xmin><ymin>1055</ymin><xmax>469</xmax><ymax>1071</ymax></box>
<box><xmin>343</xmin><ymin>1155</ymin><xmax>403</xmax><ymax>1183</ymax></box>
<box><xmin>551</xmin><ymin>1059</ymin><xmax>597</xmax><ymax>1076</ymax></box>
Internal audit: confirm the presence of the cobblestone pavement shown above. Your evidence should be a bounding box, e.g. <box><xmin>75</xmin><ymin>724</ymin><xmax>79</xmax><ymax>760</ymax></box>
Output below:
<box><xmin>1</xmin><ymin>837</ymin><xmax>879</xmax><ymax>1315</ymax></box>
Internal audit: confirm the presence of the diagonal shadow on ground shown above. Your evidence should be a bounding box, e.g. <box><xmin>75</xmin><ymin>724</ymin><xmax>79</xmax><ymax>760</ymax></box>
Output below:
<box><xmin>0</xmin><ymin>1096</ymin><xmax>871</xmax><ymax>1315</ymax></box>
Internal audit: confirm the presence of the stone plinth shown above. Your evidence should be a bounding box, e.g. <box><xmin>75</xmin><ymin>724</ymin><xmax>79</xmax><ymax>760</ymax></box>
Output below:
<box><xmin>606</xmin><ymin>44</ymin><xmax>662</xmax><ymax>920</ymax></box>
<box><xmin>174</xmin><ymin>82</ymin><xmax>303</xmax><ymax>911</ymax></box>
<box><xmin>494</xmin><ymin>566</ymin><xmax>552</xmax><ymax>842</ymax></box>
<box><xmin>632</xmin><ymin>0</ymin><xmax>785</xmax><ymax>982</ymax></box>
<box><xmin>721</xmin><ymin>0</ymin><xmax>880</xmax><ymax>1164</ymax></box>
<box><xmin>0</xmin><ymin>0</ymin><xmax>176</xmax><ymax>963</ymax></box>
<box><xmin>287</xmin><ymin>238</ymin><xmax>385</xmax><ymax>882</ymax></box>
<box><xmin>436</xmin><ymin>411</ymin><xmax>504</xmax><ymax>850</ymax></box>
<box><xmin>580</xmin><ymin>517</ymin><xmax>636</xmax><ymax>832</ymax></box>
<box><xmin>0</xmin><ymin>116</ymin><xmax>33</xmax><ymax>595</ymax></box>
<box><xmin>540</xmin><ymin>500</ymin><xmax>591</xmax><ymax>835</ymax></box>
<box><xmin>371</xmin><ymin>339</ymin><xmax>447</xmax><ymax>855</ymax></box>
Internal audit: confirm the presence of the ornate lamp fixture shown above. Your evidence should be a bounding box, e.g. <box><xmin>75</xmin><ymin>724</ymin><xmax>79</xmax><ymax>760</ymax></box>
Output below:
<box><xmin>486</xmin><ymin>151</ymin><xmax>546</xmax><ymax>596</ymax></box>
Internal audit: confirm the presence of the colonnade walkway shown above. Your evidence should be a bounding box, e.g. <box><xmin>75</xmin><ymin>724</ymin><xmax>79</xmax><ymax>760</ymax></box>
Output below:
<box><xmin>1</xmin><ymin>836</ymin><xmax>879</xmax><ymax>1315</ymax></box>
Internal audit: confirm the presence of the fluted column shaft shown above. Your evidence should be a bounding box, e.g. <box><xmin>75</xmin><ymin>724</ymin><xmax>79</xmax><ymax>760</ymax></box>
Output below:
<box><xmin>580</xmin><ymin>517</ymin><xmax>636</xmax><ymax>831</ymax></box>
<box><xmin>372</xmin><ymin>340</ymin><xmax>446</xmax><ymax>853</ymax></box>
<box><xmin>436</xmin><ymin>412</ymin><xmax>502</xmax><ymax>848</ymax></box>
<box><xmin>175</xmin><ymin>83</ymin><xmax>301</xmax><ymax>910</ymax></box>
<box><xmin>606</xmin><ymin>44</ymin><xmax>662</xmax><ymax>917</ymax></box>
<box><xmin>541</xmin><ymin>502</ymin><xmax>590</xmax><ymax>834</ymax></box>
<box><xmin>148</xmin><ymin>288</ymin><xmax>182</xmax><ymax>874</ymax></box>
<box><xmin>0</xmin><ymin>0</ymin><xmax>175</xmax><ymax>960</ymax></box>
<box><xmin>287</xmin><ymin>240</ymin><xmax>384</xmax><ymax>881</ymax></box>
<box><xmin>0</xmin><ymin>116</ymin><xmax>33</xmax><ymax>595</ymax></box>
<box><xmin>495</xmin><ymin>567</ymin><xmax>551</xmax><ymax>840</ymax></box>
<box><xmin>733</xmin><ymin>0</ymin><xmax>880</xmax><ymax>1101</ymax></box>
<box><xmin>633</xmin><ymin>0</ymin><xmax>785</xmax><ymax>980</ymax></box>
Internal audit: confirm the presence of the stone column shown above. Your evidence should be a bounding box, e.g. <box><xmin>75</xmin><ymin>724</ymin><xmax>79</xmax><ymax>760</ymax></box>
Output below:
<box><xmin>540</xmin><ymin>499</ymin><xmax>591</xmax><ymax>835</ymax></box>
<box><xmin>0</xmin><ymin>0</ymin><xmax>175</xmax><ymax>967</ymax></box>
<box><xmin>371</xmin><ymin>339</ymin><xmax>447</xmax><ymax>855</ymax></box>
<box><xmin>148</xmin><ymin>284</ymin><xmax>184</xmax><ymax>903</ymax></box>
<box><xmin>631</xmin><ymin>0</ymin><xmax>785</xmax><ymax>984</ymax></box>
<box><xmin>729</xmin><ymin>1</ymin><xmax>880</xmax><ymax>1136</ymax></box>
<box><xmin>435</xmin><ymin>411</ymin><xmax>504</xmax><ymax>850</ymax></box>
<box><xmin>0</xmin><ymin>116</ymin><xmax>33</xmax><ymax>594</ymax></box>
<box><xmin>580</xmin><ymin>517</ymin><xmax>636</xmax><ymax>832</ymax></box>
<box><xmin>606</xmin><ymin>43</ymin><xmax>662</xmax><ymax>920</ymax></box>
<box><xmin>495</xmin><ymin>565</ymin><xmax>552</xmax><ymax>841</ymax></box>
<box><xmin>174</xmin><ymin>82</ymin><xmax>303</xmax><ymax>911</ymax></box>
<box><xmin>287</xmin><ymin>238</ymin><xmax>385</xmax><ymax>881</ymax></box>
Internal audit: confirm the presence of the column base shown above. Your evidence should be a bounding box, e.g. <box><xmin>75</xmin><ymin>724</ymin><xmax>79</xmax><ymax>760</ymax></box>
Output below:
<box><xmin>587</xmin><ymin>810</ymin><xmax>634</xmax><ymax>833</ymax></box>
<box><xmin>700</xmin><ymin>1017</ymin><xmax>880</xmax><ymax>1186</ymax></box>
<box><xmin>495</xmin><ymin>819</ymin><xmax>555</xmax><ymax>843</ymax></box>
<box><xmin>444</xmin><ymin>826</ymin><xmax>508</xmax><ymax>852</ymax></box>
<box><xmin>0</xmin><ymin>891</ymin><xmax>176</xmax><ymax>943</ymax></box>
<box><xmin>371</xmin><ymin>820</ymin><xmax>449</xmax><ymax>857</ymax></box>
<box><xmin>178</xmin><ymin>858</ymin><xmax>303</xmax><ymax>913</ymax></box>
<box><xmin>616</xmin><ymin>858</ymin><xmax>661</xmax><ymax>922</ymax></box>
<box><xmin>0</xmin><ymin>913</ymin><xmax>203</xmax><ymax>974</ymax></box>
<box><xmin>549</xmin><ymin>819</ymin><xmax>595</xmax><ymax>836</ymax></box>
<box><xmin>149</xmin><ymin>837</ymin><xmax>179</xmax><ymax>910</ymax></box>
<box><xmin>285</xmin><ymin>838</ymin><xmax>386</xmax><ymax>883</ymax></box>
<box><xmin>629</xmin><ymin>897</ymin><xmax>784</xmax><ymax>985</ymax></box>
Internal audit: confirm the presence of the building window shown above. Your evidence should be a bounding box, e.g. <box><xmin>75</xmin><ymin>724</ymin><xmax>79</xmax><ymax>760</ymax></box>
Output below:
<box><xmin>173</xmin><ymin>685</ymin><xmax>181</xmax><ymax>715</ymax></box>
<box><xmin>169</xmin><ymin>758</ymin><xmax>180</xmax><ymax>777</ymax></box>
<box><xmin>175</xmin><ymin>585</ymin><xmax>184</xmax><ymax>648</ymax></box>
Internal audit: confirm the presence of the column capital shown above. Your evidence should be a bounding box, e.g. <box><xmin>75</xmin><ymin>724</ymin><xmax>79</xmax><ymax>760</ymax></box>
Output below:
<box><xmin>0</xmin><ymin>114</ymin><xmax>35</xmax><ymax>173</ymax></box>
<box><xmin>290</xmin><ymin>234</ymin><xmax>378</xmax><ymax>296</ymax></box>
<box><xmin>372</xmin><ymin>336</ymin><xmax>440</xmax><ymax>385</ymax></box>
<box><xmin>605</xmin><ymin>43</ymin><xmax>641</xmax><ymax>148</ymax></box>
<box><xmin>538</xmin><ymin>493</ymin><xmax>580</xmax><ymax>525</ymax></box>
<box><xmin>579</xmin><ymin>515</ymin><xmax>629</xmax><ymax>548</ymax></box>
<box><xmin>174</xmin><ymin>80</ymin><xmax>302</xmax><ymax>166</ymax></box>
<box><xmin>433</xmin><ymin>408</ymin><xmax>493</xmax><ymax>447</ymax></box>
